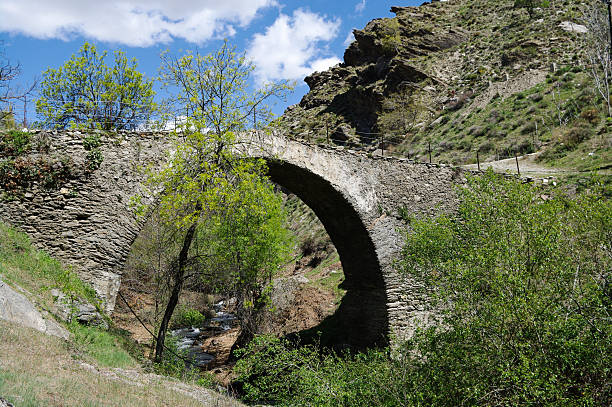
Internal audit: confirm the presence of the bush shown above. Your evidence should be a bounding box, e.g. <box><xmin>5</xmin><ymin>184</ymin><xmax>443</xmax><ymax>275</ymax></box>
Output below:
<box><xmin>0</xmin><ymin>130</ymin><xmax>30</xmax><ymax>157</ymax></box>
<box><xmin>83</xmin><ymin>134</ymin><xmax>103</xmax><ymax>172</ymax></box>
<box><xmin>563</xmin><ymin>125</ymin><xmax>591</xmax><ymax>148</ymax></box>
<box><xmin>580</xmin><ymin>107</ymin><xmax>601</xmax><ymax>125</ymax></box>
<box><xmin>400</xmin><ymin>171</ymin><xmax>611</xmax><ymax>406</ymax></box>
<box><xmin>170</xmin><ymin>306</ymin><xmax>205</xmax><ymax>329</ymax></box>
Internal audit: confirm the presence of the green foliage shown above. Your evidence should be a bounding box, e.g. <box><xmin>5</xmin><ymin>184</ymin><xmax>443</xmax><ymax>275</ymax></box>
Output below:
<box><xmin>233</xmin><ymin>335</ymin><xmax>321</xmax><ymax>404</ymax></box>
<box><xmin>234</xmin><ymin>335</ymin><xmax>411</xmax><ymax>407</ymax></box>
<box><xmin>170</xmin><ymin>306</ymin><xmax>205</xmax><ymax>329</ymax></box>
<box><xmin>0</xmin><ymin>130</ymin><xmax>30</xmax><ymax>157</ymax></box>
<box><xmin>82</xmin><ymin>134</ymin><xmax>103</xmax><ymax>172</ymax></box>
<box><xmin>154</xmin><ymin>333</ymin><xmax>190</xmax><ymax>378</ymax></box>
<box><xmin>36</xmin><ymin>42</ymin><xmax>155</xmax><ymax>130</ymax></box>
<box><xmin>159</xmin><ymin>39</ymin><xmax>293</xmax><ymax>132</ymax></box>
<box><xmin>146</xmin><ymin>39</ymin><xmax>294</xmax><ymax>360</ymax></box>
<box><xmin>400</xmin><ymin>170</ymin><xmax>611</xmax><ymax>405</ymax></box>
<box><xmin>69</xmin><ymin>323</ymin><xmax>137</xmax><ymax>368</ymax></box>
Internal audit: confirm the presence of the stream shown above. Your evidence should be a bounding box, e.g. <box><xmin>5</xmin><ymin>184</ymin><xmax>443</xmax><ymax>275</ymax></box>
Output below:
<box><xmin>170</xmin><ymin>300</ymin><xmax>237</xmax><ymax>369</ymax></box>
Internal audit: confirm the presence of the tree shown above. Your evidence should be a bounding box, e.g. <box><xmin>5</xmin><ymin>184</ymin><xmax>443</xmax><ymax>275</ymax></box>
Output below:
<box><xmin>377</xmin><ymin>82</ymin><xmax>419</xmax><ymax>142</ymax></box>
<box><xmin>582</xmin><ymin>0</ymin><xmax>612</xmax><ymax>117</ymax></box>
<box><xmin>399</xmin><ymin>171</ymin><xmax>611</xmax><ymax>405</ymax></box>
<box><xmin>36</xmin><ymin>42</ymin><xmax>155</xmax><ymax>130</ymax></box>
<box><xmin>145</xmin><ymin>40</ymin><xmax>293</xmax><ymax>361</ymax></box>
<box><xmin>1</xmin><ymin>43</ymin><xmax>36</xmax><ymax>127</ymax></box>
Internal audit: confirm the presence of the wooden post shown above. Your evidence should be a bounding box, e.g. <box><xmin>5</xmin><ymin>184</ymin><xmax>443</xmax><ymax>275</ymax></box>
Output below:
<box><xmin>477</xmin><ymin>149</ymin><xmax>480</xmax><ymax>171</ymax></box>
<box><xmin>428</xmin><ymin>142</ymin><xmax>432</xmax><ymax>163</ymax></box>
<box><xmin>515</xmin><ymin>153</ymin><xmax>520</xmax><ymax>176</ymax></box>
<box><xmin>22</xmin><ymin>95</ymin><xmax>27</xmax><ymax>128</ymax></box>
<box><xmin>381</xmin><ymin>133</ymin><xmax>385</xmax><ymax>157</ymax></box>
<box><xmin>326</xmin><ymin>120</ymin><xmax>329</xmax><ymax>144</ymax></box>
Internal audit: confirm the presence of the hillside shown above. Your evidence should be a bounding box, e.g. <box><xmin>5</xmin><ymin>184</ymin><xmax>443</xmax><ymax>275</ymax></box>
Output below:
<box><xmin>280</xmin><ymin>0</ymin><xmax>610</xmax><ymax>176</ymax></box>
<box><xmin>0</xmin><ymin>222</ymin><xmax>242</xmax><ymax>406</ymax></box>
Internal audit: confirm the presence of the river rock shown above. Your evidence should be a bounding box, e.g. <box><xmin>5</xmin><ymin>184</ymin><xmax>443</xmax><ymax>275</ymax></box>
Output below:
<box><xmin>0</xmin><ymin>279</ymin><xmax>70</xmax><ymax>340</ymax></box>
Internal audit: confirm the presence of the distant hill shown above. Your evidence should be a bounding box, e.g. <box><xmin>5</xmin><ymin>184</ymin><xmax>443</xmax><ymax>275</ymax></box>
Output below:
<box><xmin>280</xmin><ymin>0</ymin><xmax>610</xmax><ymax>177</ymax></box>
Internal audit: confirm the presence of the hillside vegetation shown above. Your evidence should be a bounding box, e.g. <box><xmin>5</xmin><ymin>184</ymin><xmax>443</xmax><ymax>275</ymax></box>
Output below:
<box><xmin>280</xmin><ymin>0</ymin><xmax>610</xmax><ymax>177</ymax></box>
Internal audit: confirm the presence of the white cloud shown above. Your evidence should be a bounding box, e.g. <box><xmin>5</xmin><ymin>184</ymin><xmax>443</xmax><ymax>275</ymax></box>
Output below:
<box><xmin>355</xmin><ymin>0</ymin><xmax>366</xmax><ymax>13</ymax></box>
<box><xmin>248</xmin><ymin>9</ymin><xmax>341</xmax><ymax>84</ymax></box>
<box><xmin>343</xmin><ymin>31</ymin><xmax>356</xmax><ymax>47</ymax></box>
<box><xmin>0</xmin><ymin>0</ymin><xmax>277</xmax><ymax>46</ymax></box>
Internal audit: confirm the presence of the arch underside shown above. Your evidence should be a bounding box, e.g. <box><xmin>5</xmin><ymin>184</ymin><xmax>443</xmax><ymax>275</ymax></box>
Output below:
<box><xmin>266</xmin><ymin>159</ymin><xmax>389</xmax><ymax>348</ymax></box>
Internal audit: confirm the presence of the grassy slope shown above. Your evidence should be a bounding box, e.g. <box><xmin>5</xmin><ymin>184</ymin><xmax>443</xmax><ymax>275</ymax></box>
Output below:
<box><xmin>0</xmin><ymin>221</ymin><xmax>240</xmax><ymax>406</ymax></box>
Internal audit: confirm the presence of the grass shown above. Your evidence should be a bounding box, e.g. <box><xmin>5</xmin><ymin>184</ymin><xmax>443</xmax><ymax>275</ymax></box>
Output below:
<box><xmin>305</xmin><ymin>252</ymin><xmax>346</xmax><ymax>305</ymax></box>
<box><xmin>0</xmin><ymin>221</ymin><xmax>98</xmax><ymax>310</ymax></box>
<box><xmin>0</xmin><ymin>320</ymin><xmax>242</xmax><ymax>407</ymax></box>
<box><xmin>69</xmin><ymin>323</ymin><xmax>139</xmax><ymax>368</ymax></box>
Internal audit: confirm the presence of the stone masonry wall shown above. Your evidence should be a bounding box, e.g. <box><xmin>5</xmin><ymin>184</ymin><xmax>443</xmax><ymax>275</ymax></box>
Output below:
<box><xmin>0</xmin><ymin>130</ymin><xmax>170</xmax><ymax>312</ymax></box>
<box><xmin>0</xmin><ymin>130</ymin><xmax>467</xmax><ymax>344</ymax></box>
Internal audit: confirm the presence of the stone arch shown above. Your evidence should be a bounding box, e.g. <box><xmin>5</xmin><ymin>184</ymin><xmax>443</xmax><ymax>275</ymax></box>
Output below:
<box><xmin>265</xmin><ymin>159</ymin><xmax>389</xmax><ymax>347</ymax></box>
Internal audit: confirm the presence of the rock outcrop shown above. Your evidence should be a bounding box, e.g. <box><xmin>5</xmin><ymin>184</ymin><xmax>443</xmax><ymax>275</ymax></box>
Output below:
<box><xmin>0</xmin><ymin>278</ymin><xmax>70</xmax><ymax>339</ymax></box>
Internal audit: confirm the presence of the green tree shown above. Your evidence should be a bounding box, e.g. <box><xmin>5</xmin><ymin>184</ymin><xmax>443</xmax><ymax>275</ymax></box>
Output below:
<box><xmin>144</xmin><ymin>40</ymin><xmax>292</xmax><ymax>361</ymax></box>
<box><xmin>36</xmin><ymin>42</ymin><xmax>155</xmax><ymax>130</ymax></box>
<box><xmin>400</xmin><ymin>171</ymin><xmax>611</xmax><ymax>405</ymax></box>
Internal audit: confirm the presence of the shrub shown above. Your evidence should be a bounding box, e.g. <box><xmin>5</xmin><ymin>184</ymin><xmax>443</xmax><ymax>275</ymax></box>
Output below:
<box><xmin>83</xmin><ymin>134</ymin><xmax>103</xmax><ymax>172</ymax></box>
<box><xmin>580</xmin><ymin>107</ymin><xmax>601</xmax><ymax>125</ymax></box>
<box><xmin>563</xmin><ymin>125</ymin><xmax>591</xmax><ymax>148</ymax></box>
<box><xmin>401</xmin><ymin>171</ymin><xmax>611</xmax><ymax>406</ymax></box>
<box><xmin>520</xmin><ymin>121</ymin><xmax>537</xmax><ymax>134</ymax></box>
<box><xmin>0</xmin><ymin>130</ymin><xmax>30</xmax><ymax>157</ymax></box>
<box><xmin>170</xmin><ymin>306</ymin><xmax>205</xmax><ymax>329</ymax></box>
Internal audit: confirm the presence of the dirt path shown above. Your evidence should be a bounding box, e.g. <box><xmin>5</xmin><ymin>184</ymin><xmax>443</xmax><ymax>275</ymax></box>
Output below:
<box><xmin>463</xmin><ymin>151</ymin><xmax>567</xmax><ymax>177</ymax></box>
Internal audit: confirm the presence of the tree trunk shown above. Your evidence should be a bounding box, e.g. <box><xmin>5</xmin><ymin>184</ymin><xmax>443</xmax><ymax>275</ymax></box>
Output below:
<box><xmin>154</xmin><ymin>221</ymin><xmax>198</xmax><ymax>362</ymax></box>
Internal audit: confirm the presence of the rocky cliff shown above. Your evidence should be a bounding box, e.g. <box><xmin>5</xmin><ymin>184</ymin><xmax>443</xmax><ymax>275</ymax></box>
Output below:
<box><xmin>281</xmin><ymin>0</ymin><xmax>610</xmax><ymax>173</ymax></box>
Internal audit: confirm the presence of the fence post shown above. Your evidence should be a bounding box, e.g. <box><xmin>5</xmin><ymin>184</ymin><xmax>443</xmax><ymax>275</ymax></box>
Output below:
<box><xmin>477</xmin><ymin>149</ymin><xmax>480</xmax><ymax>171</ymax></box>
<box><xmin>326</xmin><ymin>120</ymin><xmax>329</xmax><ymax>144</ymax></box>
<box><xmin>381</xmin><ymin>133</ymin><xmax>385</xmax><ymax>157</ymax></box>
<box><xmin>428</xmin><ymin>142</ymin><xmax>432</xmax><ymax>163</ymax></box>
<box><xmin>515</xmin><ymin>153</ymin><xmax>520</xmax><ymax>176</ymax></box>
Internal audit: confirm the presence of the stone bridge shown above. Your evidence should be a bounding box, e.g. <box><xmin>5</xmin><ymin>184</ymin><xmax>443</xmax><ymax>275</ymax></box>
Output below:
<box><xmin>0</xmin><ymin>130</ymin><xmax>465</xmax><ymax>346</ymax></box>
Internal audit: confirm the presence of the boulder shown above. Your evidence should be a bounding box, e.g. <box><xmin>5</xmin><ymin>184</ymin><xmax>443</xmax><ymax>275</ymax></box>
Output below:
<box><xmin>0</xmin><ymin>279</ymin><xmax>70</xmax><ymax>340</ymax></box>
<box><xmin>51</xmin><ymin>288</ymin><xmax>109</xmax><ymax>329</ymax></box>
<box><xmin>559</xmin><ymin>21</ymin><xmax>588</xmax><ymax>34</ymax></box>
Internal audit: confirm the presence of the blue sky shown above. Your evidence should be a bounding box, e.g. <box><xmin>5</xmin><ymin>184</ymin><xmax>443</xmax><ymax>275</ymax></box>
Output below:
<box><xmin>0</xmin><ymin>0</ymin><xmax>421</xmax><ymax>124</ymax></box>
